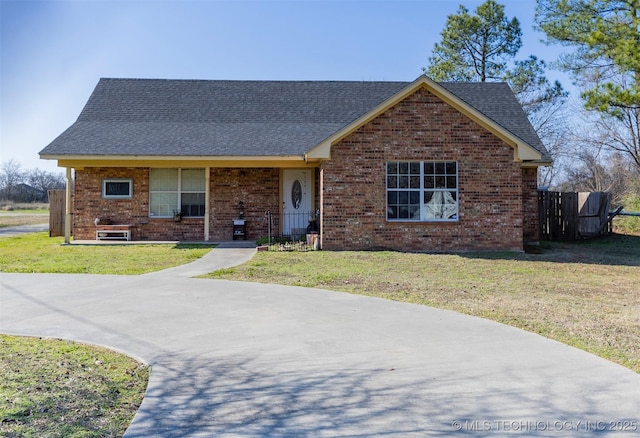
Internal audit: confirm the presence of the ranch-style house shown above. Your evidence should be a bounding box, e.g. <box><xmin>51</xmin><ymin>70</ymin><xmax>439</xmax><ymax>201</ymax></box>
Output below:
<box><xmin>40</xmin><ymin>75</ymin><xmax>550</xmax><ymax>251</ymax></box>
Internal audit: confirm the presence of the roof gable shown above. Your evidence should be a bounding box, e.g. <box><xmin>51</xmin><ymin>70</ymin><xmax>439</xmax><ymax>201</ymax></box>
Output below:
<box><xmin>307</xmin><ymin>76</ymin><xmax>548</xmax><ymax>163</ymax></box>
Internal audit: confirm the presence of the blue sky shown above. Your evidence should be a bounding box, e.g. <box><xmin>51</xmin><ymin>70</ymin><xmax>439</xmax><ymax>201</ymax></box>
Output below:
<box><xmin>1</xmin><ymin>0</ymin><xmax>567</xmax><ymax>173</ymax></box>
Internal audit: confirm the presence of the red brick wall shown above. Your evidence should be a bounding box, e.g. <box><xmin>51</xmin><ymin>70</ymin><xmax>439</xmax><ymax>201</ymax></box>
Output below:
<box><xmin>73</xmin><ymin>167</ymin><xmax>280</xmax><ymax>241</ymax></box>
<box><xmin>320</xmin><ymin>86</ymin><xmax>526</xmax><ymax>252</ymax></box>
<box><xmin>522</xmin><ymin>167</ymin><xmax>540</xmax><ymax>244</ymax></box>
<box><xmin>74</xmin><ymin>168</ymin><xmax>148</xmax><ymax>240</ymax></box>
<box><xmin>209</xmin><ymin>168</ymin><xmax>280</xmax><ymax>241</ymax></box>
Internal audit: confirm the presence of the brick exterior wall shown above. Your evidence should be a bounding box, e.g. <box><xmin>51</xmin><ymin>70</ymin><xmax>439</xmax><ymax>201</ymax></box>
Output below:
<box><xmin>209</xmin><ymin>168</ymin><xmax>280</xmax><ymax>241</ymax></box>
<box><xmin>522</xmin><ymin>167</ymin><xmax>540</xmax><ymax>244</ymax></box>
<box><xmin>320</xmin><ymin>86</ymin><xmax>531</xmax><ymax>252</ymax></box>
<box><xmin>73</xmin><ymin>167</ymin><xmax>280</xmax><ymax>241</ymax></box>
<box><xmin>74</xmin><ymin>168</ymin><xmax>149</xmax><ymax>241</ymax></box>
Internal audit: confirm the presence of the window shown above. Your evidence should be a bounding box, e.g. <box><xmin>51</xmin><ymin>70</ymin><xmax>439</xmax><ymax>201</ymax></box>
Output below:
<box><xmin>180</xmin><ymin>169</ymin><xmax>206</xmax><ymax>217</ymax></box>
<box><xmin>386</xmin><ymin>161</ymin><xmax>458</xmax><ymax>221</ymax></box>
<box><xmin>102</xmin><ymin>179</ymin><xmax>133</xmax><ymax>199</ymax></box>
<box><xmin>149</xmin><ymin>168</ymin><xmax>205</xmax><ymax>217</ymax></box>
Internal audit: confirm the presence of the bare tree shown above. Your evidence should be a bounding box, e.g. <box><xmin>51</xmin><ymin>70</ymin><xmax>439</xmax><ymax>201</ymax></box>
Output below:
<box><xmin>0</xmin><ymin>158</ymin><xmax>26</xmax><ymax>201</ymax></box>
<box><xmin>558</xmin><ymin>150</ymin><xmax>634</xmax><ymax>206</ymax></box>
<box><xmin>1</xmin><ymin>159</ymin><xmax>65</xmax><ymax>202</ymax></box>
<box><xmin>534</xmin><ymin>98</ymin><xmax>570</xmax><ymax>188</ymax></box>
<box><xmin>27</xmin><ymin>168</ymin><xmax>65</xmax><ymax>202</ymax></box>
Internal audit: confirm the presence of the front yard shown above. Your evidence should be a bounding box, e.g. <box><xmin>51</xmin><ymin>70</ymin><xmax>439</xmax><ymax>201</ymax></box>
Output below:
<box><xmin>1</xmin><ymin>230</ymin><xmax>638</xmax><ymax>435</ymax></box>
<box><xmin>205</xmin><ymin>234</ymin><xmax>640</xmax><ymax>373</ymax></box>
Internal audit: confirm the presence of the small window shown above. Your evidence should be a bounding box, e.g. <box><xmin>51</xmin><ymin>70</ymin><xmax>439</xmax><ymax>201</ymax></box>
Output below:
<box><xmin>103</xmin><ymin>179</ymin><xmax>133</xmax><ymax>199</ymax></box>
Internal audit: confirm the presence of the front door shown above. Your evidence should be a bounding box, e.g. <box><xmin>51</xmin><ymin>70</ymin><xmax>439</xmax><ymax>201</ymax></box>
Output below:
<box><xmin>282</xmin><ymin>169</ymin><xmax>312</xmax><ymax>240</ymax></box>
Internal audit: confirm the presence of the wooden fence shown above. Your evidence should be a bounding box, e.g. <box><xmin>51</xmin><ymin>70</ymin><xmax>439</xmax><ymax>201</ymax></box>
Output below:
<box><xmin>538</xmin><ymin>191</ymin><xmax>611</xmax><ymax>241</ymax></box>
<box><xmin>48</xmin><ymin>190</ymin><xmax>65</xmax><ymax>237</ymax></box>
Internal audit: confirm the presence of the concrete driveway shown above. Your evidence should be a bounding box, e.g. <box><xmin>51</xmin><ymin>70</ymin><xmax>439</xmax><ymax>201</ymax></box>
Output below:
<box><xmin>1</xmin><ymin>245</ymin><xmax>639</xmax><ymax>436</ymax></box>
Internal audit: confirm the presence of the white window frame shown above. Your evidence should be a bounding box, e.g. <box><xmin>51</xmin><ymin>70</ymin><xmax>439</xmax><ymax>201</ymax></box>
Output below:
<box><xmin>149</xmin><ymin>168</ymin><xmax>205</xmax><ymax>218</ymax></box>
<box><xmin>386</xmin><ymin>161</ymin><xmax>459</xmax><ymax>222</ymax></box>
<box><xmin>102</xmin><ymin>178</ymin><xmax>133</xmax><ymax>199</ymax></box>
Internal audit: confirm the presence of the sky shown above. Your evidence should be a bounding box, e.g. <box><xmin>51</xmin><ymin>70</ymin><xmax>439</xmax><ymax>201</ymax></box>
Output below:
<box><xmin>0</xmin><ymin>0</ymin><xmax>569</xmax><ymax>174</ymax></box>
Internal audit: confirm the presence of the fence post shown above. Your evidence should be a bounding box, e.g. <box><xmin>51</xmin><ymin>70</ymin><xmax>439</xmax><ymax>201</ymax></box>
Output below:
<box><xmin>563</xmin><ymin>192</ymin><xmax>578</xmax><ymax>240</ymax></box>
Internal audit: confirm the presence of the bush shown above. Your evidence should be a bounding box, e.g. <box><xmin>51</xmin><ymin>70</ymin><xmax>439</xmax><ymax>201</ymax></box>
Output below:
<box><xmin>614</xmin><ymin>193</ymin><xmax>640</xmax><ymax>235</ymax></box>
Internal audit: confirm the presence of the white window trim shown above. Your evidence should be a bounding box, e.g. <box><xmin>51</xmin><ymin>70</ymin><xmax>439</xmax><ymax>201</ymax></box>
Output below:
<box><xmin>386</xmin><ymin>161</ymin><xmax>459</xmax><ymax>222</ymax></box>
<box><xmin>102</xmin><ymin>178</ymin><xmax>133</xmax><ymax>199</ymax></box>
<box><xmin>149</xmin><ymin>169</ymin><xmax>205</xmax><ymax>218</ymax></box>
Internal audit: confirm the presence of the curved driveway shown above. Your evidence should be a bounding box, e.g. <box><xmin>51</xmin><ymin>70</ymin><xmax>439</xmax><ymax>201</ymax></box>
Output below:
<box><xmin>1</xmin><ymin>244</ymin><xmax>639</xmax><ymax>436</ymax></box>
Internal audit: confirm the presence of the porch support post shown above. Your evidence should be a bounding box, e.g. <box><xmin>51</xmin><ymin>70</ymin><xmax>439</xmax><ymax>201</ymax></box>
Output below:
<box><xmin>64</xmin><ymin>167</ymin><xmax>72</xmax><ymax>244</ymax></box>
<box><xmin>204</xmin><ymin>167</ymin><xmax>210</xmax><ymax>241</ymax></box>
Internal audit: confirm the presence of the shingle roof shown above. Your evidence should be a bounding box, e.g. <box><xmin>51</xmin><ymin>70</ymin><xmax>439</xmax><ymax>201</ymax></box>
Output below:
<box><xmin>439</xmin><ymin>81</ymin><xmax>549</xmax><ymax>161</ymax></box>
<box><xmin>39</xmin><ymin>78</ymin><xmax>550</xmax><ymax>162</ymax></box>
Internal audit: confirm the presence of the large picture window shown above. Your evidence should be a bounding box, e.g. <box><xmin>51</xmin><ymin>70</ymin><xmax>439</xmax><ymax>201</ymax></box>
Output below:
<box><xmin>149</xmin><ymin>168</ymin><xmax>205</xmax><ymax>218</ymax></box>
<box><xmin>386</xmin><ymin>161</ymin><xmax>458</xmax><ymax>221</ymax></box>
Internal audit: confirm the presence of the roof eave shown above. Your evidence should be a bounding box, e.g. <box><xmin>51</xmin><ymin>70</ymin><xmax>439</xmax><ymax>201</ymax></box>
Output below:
<box><xmin>41</xmin><ymin>154</ymin><xmax>316</xmax><ymax>169</ymax></box>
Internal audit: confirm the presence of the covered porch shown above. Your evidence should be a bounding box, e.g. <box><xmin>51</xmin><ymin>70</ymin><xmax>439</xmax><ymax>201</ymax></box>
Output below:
<box><xmin>59</xmin><ymin>163</ymin><xmax>323</xmax><ymax>245</ymax></box>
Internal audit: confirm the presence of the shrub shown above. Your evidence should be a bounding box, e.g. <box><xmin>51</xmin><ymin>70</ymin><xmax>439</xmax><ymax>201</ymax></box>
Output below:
<box><xmin>614</xmin><ymin>193</ymin><xmax>640</xmax><ymax>235</ymax></box>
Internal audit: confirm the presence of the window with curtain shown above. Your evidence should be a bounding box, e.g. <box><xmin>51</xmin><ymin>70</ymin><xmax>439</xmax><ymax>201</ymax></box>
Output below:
<box><xmin>149</xmin><ymin>168</ymin><xmax>205</xmax><ymax>217</ymax></box>
<box><xmin>386</xmin><ymin>161</ymin><xmax>458</xmax><ymax>221</ymax></box>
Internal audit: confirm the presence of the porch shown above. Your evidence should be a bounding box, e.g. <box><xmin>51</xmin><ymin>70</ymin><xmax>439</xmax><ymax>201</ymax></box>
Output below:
<box><xmin>73</xmin><ymin>210</ymin><xmax>320</xmax><ymax>246</ymax></box>
<box><xmin>65</xmin><ymin>167</ymin><xmax>321</xmax><ymax>244</ymax></box>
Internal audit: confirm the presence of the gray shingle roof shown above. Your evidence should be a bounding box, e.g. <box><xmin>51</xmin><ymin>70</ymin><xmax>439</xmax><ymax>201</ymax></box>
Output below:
<box><xmin>40</xmin><ymin>78</ymin><xmax>549</xmax><ymax>162</ymax></box>
<box><xmin>439</xmin><ymin>81</ymin><xmax>550</xmax><ymax>161</ymax></box>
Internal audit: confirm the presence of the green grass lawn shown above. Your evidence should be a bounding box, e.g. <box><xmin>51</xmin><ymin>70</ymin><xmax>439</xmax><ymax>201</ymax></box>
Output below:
<box><xmin>0</xmin><ymin>335</ymin><xmax>148</xmax><ymax>437</ymax></box>
<box><xmin>204</xmin><ymin>234</ymin><xmax>640</xmax><ymax>373</ymax></box>
<box><xmin>0</xmin><ymin>232</ymin><xmax>213</xmax><ymax>274</ymax></box>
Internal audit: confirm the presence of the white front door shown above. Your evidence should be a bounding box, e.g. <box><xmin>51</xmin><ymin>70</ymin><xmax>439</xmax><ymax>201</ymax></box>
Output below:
<box><xmin>282</xmin><ymin>169</ymin><xmax>312</xmax><ymax>240</ymax></box>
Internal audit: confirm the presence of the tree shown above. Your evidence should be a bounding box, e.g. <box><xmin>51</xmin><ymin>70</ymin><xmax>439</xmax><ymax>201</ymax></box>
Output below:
<box><xmin>425</xmin><ymin>0</ymin><xmax>568</xmax><ymax>186</ymax></box>
<box><xmin>505</xmin><ymin>55</ymin><xmax>570</xmax><ymax>188</ymax></box>
<box><xmin>27</xmin><ymin>168</ymin><xmax>66</xmax><ymax>202</ymax></box>
<box><xmin>557</xmin><ymin>150</ymin><xmax>636</xmax><ymax>205</ymax></box>
<box><xmin>425</xmin><ymin>0</ymin><xmax>522</xmax><ymax>82</ymax></box>
<box><xmin>0</xmin><ymin>159</ymin><xmax>25</xmax><ymax>201</ymax></box>
<box><xmin>425</xmin><ymin>0</ymin><xmax>566</xmax><ymax>110</ymax></box>
<box><xmin>0</xmin><ymin>159</ymin><xmax>65</xmax><ymax>202</ymax></box>
<box><xmin>582</xmin><ymin>99</ymin><xmax>640</xmax><ymax>168</ymax></box>
<box><xmin>535</xmin><ymin>0</ymin><xmax>640</xmax><ymax>168</ymax></box>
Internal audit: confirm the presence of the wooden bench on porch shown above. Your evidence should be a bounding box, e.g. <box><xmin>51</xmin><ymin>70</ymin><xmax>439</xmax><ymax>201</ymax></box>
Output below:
<box><xmin>96</xmin><ymin>224</ymin><xmax>131</xmax><ymax>241</ymax></box>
